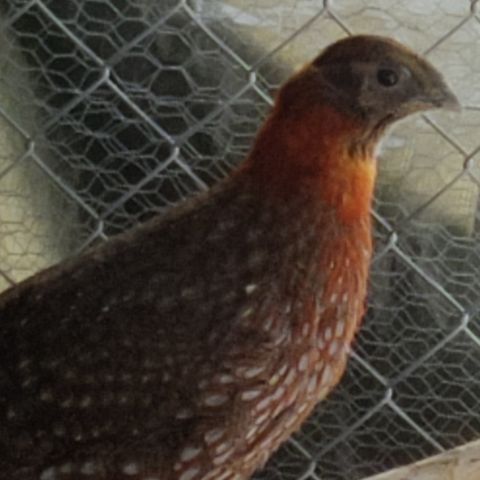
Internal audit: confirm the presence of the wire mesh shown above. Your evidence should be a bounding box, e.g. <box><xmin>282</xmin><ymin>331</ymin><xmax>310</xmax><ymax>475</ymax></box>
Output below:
<box><xmin>0</xmin><ymin>0</ymin><xmax>479</xmax><ymax>479</ymax></box>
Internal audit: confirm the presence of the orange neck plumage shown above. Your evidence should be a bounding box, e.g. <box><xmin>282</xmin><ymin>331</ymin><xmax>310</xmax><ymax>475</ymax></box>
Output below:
<box><xmin>243</xmin><ymin>102</ymin><xmax>377</xmax><ymax>224</ymax></box>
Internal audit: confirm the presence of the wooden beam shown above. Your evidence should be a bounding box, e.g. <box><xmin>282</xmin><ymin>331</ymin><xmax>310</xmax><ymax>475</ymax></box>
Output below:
<box><xmin>361</xmin><ymin>439</ymin><xmax>480</xmax><ymax>480</ymax></box>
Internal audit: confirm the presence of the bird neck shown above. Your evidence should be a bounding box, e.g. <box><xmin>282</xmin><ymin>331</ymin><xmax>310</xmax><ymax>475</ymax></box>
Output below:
<box><xmin>242</xmin><ymin>102</ymin><xmax>378</xmax><ymax>225</ymax></box>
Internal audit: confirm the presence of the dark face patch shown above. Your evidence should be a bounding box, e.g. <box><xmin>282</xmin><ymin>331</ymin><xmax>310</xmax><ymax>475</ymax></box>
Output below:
<box><xmin>319</xmin><ymin>63</ymin><xmax>361</xmax><ymax>93</ymax></box>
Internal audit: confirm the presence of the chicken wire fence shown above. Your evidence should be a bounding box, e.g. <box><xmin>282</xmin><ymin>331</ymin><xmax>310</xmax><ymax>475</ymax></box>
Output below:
<box><xmin>0</xmin><ymin>0</ymin><xmax>479</xmax><ymax>478</ymax></box>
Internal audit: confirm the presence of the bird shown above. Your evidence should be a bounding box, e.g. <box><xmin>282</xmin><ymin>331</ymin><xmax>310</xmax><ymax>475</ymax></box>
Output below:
<box><xmin>0</xmin><ymin>35</ymin><xmax>459</xmax><ymax>480</ymax></box>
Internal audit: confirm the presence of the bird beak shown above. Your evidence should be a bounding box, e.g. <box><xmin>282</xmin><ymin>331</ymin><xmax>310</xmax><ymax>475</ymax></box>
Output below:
<box><xmin>403</xmin><ymin>84</ymin><xmax>461</xmax><ymax>117</ymax></box>
<box><xmin>428</xmin><ymin>86</ymin><xmax>461</xmax><ymax>112</ymax></box>
<box><xmin>404</xmin><ymin>55</ymin><xmax>462</xmax><ymax>114</ymax></box>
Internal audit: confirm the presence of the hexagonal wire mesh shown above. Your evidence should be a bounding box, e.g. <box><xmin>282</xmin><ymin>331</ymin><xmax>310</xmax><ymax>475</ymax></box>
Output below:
<box><xmin>0</xmin><ymin>0</ymin><xmax>479</xmax><ymax>478</ymax></box>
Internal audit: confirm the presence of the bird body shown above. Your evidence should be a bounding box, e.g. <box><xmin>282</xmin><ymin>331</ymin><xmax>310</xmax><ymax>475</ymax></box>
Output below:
<box><xmin>0</xmin><ymin>36</ymin><xmax>458</xmax><ymax>479</ymax></box>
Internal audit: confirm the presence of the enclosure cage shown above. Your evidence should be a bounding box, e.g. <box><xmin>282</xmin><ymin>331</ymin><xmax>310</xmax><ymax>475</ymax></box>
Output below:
<box><xmin>0</xmin><ymin>0</ymin><xmax>479</xmax><ymax>479</ymax></box>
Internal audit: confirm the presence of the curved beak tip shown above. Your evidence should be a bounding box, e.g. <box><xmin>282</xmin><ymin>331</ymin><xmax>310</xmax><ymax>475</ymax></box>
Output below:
<box><xmin>440</xmin><ymin>89</ymin><xmax>461</xmax><ymax>112</ymax></box>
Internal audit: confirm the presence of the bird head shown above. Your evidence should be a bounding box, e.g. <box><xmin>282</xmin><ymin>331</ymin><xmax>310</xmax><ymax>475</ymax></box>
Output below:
<box><xmin>246</xmin><ymin>35</ymin><xmax>459</xmax><ymax>214</ymax></box>
<box><xmin>279</xmin><ymin>35</ymin><xmax>459</xmax><ymax>144</ymax></box>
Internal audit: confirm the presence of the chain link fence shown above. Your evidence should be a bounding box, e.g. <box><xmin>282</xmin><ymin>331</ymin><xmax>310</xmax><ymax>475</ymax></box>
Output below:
<box><xmin>0</xmin><ymin>0</ymin><xmax>479</xmax><ymax>479</ymax></box>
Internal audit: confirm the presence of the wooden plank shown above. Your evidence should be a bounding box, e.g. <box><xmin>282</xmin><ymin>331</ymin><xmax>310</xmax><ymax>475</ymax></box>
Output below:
<box><xmin>361</xmin><ymin>439</ymin><xmax>480</xmax><ymax>480</ymax></box>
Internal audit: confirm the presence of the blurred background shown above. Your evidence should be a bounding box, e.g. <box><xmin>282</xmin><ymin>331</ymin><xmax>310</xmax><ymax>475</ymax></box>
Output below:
<box><xmin>0</xmin><ymin>1</ymin><xmax>479</xmax><ymax>479</ymax></box>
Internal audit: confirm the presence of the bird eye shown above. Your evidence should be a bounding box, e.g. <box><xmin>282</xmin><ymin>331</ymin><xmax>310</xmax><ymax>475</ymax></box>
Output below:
<box><xmin>377</xmin><ymin>68</ymin><xmax>399</xmax><ymax>87</ymax></box>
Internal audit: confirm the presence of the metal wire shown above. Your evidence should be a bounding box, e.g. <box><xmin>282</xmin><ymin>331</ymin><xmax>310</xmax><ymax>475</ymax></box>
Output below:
<box><xmin>0</xmin><ymin>1</ymin><xmax>479</xmax><ymax>479</ymax></box>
